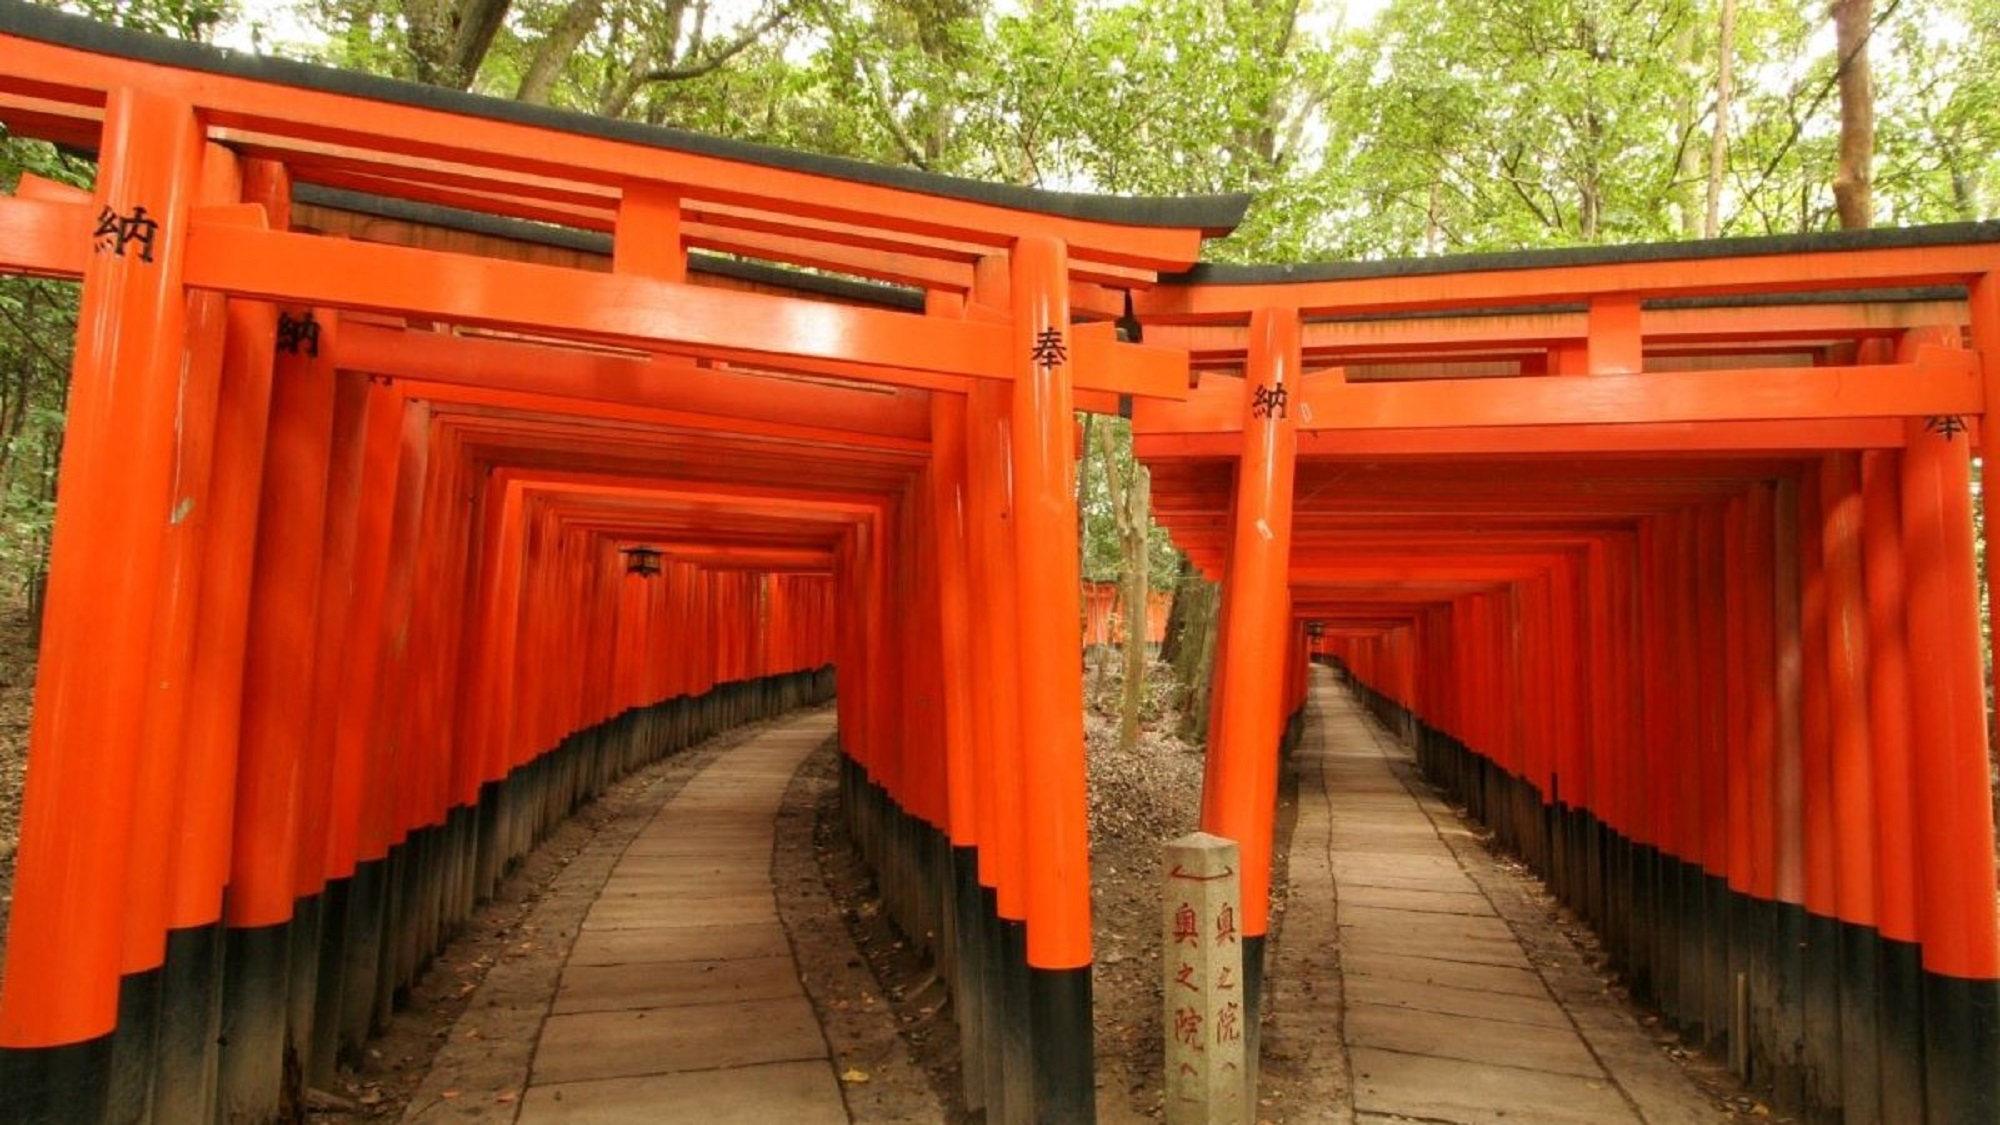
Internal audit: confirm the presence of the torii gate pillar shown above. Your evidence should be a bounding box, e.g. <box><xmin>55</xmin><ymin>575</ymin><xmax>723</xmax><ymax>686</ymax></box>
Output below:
<box><xmin>1201</xmin><ymin>305</ymin><xmax>1301</xmax><ymax>1104</ymax></box>
<box><xmin>1009</xmin><ymin>234</ymin><xmax>1095</xmax><ymax>1123</ymax></box>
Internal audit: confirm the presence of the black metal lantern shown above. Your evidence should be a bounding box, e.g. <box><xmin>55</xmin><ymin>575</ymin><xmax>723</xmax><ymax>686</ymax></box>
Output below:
<box><xmin>1306</xmin><ymin>620</ymin><xmax>1325</xmax><ymax>640</ymax></box>
<box><xmin>623</xmin><ymin>545</ymin><xmax>663</xmax><ymax>577</ymax></box>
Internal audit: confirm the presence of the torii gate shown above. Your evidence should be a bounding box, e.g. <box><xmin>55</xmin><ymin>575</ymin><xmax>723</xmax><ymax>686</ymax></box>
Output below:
<box><xmin>0</xmin><ymin>6</ymin><xmax>1245</xmax><ymax>1124</ymax></box>
<box><xmin>1135</xmin><ymin>238</ymin><xmax>2000</xmax><ymax>1124</ymax></box>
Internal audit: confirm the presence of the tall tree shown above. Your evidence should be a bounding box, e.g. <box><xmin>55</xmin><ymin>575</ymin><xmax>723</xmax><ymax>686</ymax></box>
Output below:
<box><xmin>1705</xmin><ymin>0</ymin><xmax>1736</xmax><ymax>237</ymax></box>
<box><xmin>1831</xmin><ymin>0</ymin><xmax>1875</xmax><ymax>228</ymax></box>
<box><xmin>1097</xmin><ymin>423</ymin><xmax>1152</xmax><ymax>753</ymax></box>
<box><xmin>403</xmin><ymin>0</ymin><xmax>511</xmax><ymax>87</ymax></box>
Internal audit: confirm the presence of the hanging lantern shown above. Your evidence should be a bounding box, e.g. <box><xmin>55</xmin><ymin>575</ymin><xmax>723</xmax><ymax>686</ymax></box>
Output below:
<box><xmin>623</xmin><ymin>545</ymin><xmax>662</xmax><ymax>577</ymax></box>
<box><xmin>1306</xmin><ymin>620</ymin><xmax>1325</xmax><ymax>639</ymax></box>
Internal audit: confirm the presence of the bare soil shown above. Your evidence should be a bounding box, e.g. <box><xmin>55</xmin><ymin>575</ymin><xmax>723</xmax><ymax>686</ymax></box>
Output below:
<box><xmin>787</xmin><ymin>656</ymin><xmax>1320</xmax><ymax>1123</ymax></box>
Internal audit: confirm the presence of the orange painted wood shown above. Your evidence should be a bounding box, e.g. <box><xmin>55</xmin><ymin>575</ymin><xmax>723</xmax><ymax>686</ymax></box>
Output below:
<box><xmin>0</xmin><ymin>32</ymin><xmax>1212</xmax><ymax>269</ymax></box>
<box><xmin>1010</xmin><ymin>235</ymin><xmax>1092</xmax><ymax>970</ymax></box>
<box><xmin>184</xmin><ymin>223</ymin><xmax>1016</xmax><ymax>380</ymax></box>
<box><xmin>0</xmin><ymin>90</ymin><xmax>204</xmax><ymax>1047</ymax></box>
<box><xmin>121</xmin><ymin>142</ymin><xmax>240</xmax><ymax>973</ymax></box>
<box><xmin>1202</xmin><ymin>306</ymin><xmax>1301</xmax><ymax>940</ymax></box>
<box><xmin>1900</xmin><ymin>415</ymin><xmax>2000</xmax><ymax>978</ymax></box>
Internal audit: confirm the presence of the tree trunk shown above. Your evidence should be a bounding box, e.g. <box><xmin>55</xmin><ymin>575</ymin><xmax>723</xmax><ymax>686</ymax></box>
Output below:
<box><xmin>1160</xmin><ymin>551</ymin><xmax>1191</xmax><ymax>667</ymax></box>
<box><xmin>516</xmin><ymin>0</ymin><xmax>607</xmax><ymax>104</ymax></box>
<box><xmin>1117</xmin><ymin>460</ymin><xmax>1150</xmax><ymax>753</ymax></box>
<box><xmin>1096</xmin><ymin>422</ymin><xmax>1150</xmax><ymax>753</ymax></box>
<box><xmin>449</xmin><ymin>0</ymin><xmax>514</xmax><ymax>88</ymax></box>
<box><xmin>1705</xmin><ymin>0</ymin><xmax>1737</xmax><ymax>238</ymax></box>
<box><xmin>1831</xmin><ymin>0</ymin><xmax>1874</xmax><ymax>230</ymax></box>
<box><xmin>403</xmin><ymin>0</ymin><xmax>454</xmax><ymax>84</ymax></box>
<box><xmin>405</xmin><ymin>0</ymin><xmax>513</xmax><ymax>89</ymax></box>
<box><xmin>1167</xmin><ymin>574</ymin><xmax>1220</xmax><ymax>746</ymax></box>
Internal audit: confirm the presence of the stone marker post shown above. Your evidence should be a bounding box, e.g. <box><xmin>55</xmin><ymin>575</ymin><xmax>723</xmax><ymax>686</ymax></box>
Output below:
<box><xmin>1163</xmin><ymin>832</ymin><xmax>1247</xmax><ymax>1124</ymax></box>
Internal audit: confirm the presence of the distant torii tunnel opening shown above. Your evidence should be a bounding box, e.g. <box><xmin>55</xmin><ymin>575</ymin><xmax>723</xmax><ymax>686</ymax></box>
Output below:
<box><xmin>1</xmin><ymin>5</ymin><xmax>1999</xmax><ymax>1125</ymax></box>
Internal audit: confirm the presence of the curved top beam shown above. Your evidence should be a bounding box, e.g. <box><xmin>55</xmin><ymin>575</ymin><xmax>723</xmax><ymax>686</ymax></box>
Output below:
<box><xmin>0</xmin><ymin>5</ymin><xmax>1249</xmax><ymax>245</ymax></box>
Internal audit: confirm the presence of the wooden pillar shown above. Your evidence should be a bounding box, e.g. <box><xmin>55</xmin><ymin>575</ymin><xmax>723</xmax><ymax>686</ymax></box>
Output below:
<box><xmin>0</xmin><ymin>88</ymin><xmax>204</xmax><ymax>1123</ymax></box>
<box><xmin>1201</xmin><ymin>305</ymin><xmax>1299</xmax><ymax>1109</ymax></box>
<box><xmin>964</xmin><ymin>373</ymin><xmax>1031</xmax><ymax>1122</ymax></box>
<box><xmin>1819</xmin><ymin>452</ymin><xmax>1881</xmax><ymax>1123</ymax></box>
<box><xmin>929</xmin><ymin>390</ymin><xmax>989</xmax><ymax>1110</ymax></box>
<box><xmin>218</xmin><ymin>296</ymin><xmax>340</xmax><ymax>1123</ymax></box>
<box><xmin>1858</xmin><ymin>448</ymin><xmax>1923</xmax><ymax>1122</ymax></box>
<box><xmin>1742</xmin><ymin>484</ymin><xmax>1784</xmax><ymax>1088</ymax></box>
<box><xmin>1796</xmin><ymin>465</ymin><xmax>1843</xmax><ymax>1120</ymax></box>
<box><xmin>1008</xmin><ymin>234</ymin><xmax>1094</xmax><ymax>1123</ymax></box>
<box><xmin>325</xmin><ymin>379</ymin><xmax>414</xmax><ymax>1066</ymax></box>
<box><xmin>1771</xmin><ymin>473</ymin><xmax>1809</xmax><ymax>1111</ymax></box>
<box><xmin>1900</xmin><ymin>410</ymin><xmax>2000</xmax><ymax>1125</ymax></box>
<box><xmin>149</xmin><ymin>156</ymin><xmax>289</xmax><ymax>1124</ymax></box>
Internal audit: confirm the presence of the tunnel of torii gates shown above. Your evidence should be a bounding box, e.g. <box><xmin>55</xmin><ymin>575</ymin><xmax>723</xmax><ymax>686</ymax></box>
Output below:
<box><xmin>0</xmin><ymin>9</ymin><xmax>1998</xmax><ymax>1125</ymax></box>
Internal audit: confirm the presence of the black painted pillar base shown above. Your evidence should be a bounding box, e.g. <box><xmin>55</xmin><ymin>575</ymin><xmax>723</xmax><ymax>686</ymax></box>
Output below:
<box><xmin>1746</xmin><ymin>896</ymin><xmax>1778</xmax><ymax>1093</ymax></box>
<box><xmin>1654</xmin><ymin>852</ymin><xmax>1681</xmax><ymax>1025</ymax></box>
<box><xmin>1629</xmin><ymin>843</ymin><xmax>1656</xmax><ymax>1003</ymax></box>
<box><xmin>1802</xmin><ymin>911</ymin><xmax>1843</xmax><ymax>1124</ymax></box>
<box><xmin>284</xmin><ymin>894</ymin><xmax>324</xmax><ymax>1095</ymax></box>
<box><xmin>1771</xmin><ymin>902</ymin><xmax>1808</xmax><ymax>1113</ymax></box>
<box><xmin>338</xmin><ymin>858</ymin><xmax>388</xmax><ymax>1060</ymax></box>
<box><xmin>997</xmin><ymin>918</ymin><xmax>1035</xmax><ymax>1125</ymax></box>
<box><xmin>372</xmin><ymin>846</ymin><xmax>405</xmax><ymax>1034</ymax></box>
<box><xmin>1836</xmin><ymin>919</ymin><xmax>1882</xmax><ymax>1125</ymax></box>
<box><xmin>217</xmin><ymin>920</ymin><xmax>291</xmax><ymax>1124</ymax></box>
<box><xmin>1922</xmin><ymin>970</ymin><xmax>2000</xmax><ymax>1125</ymax></box>
<box><xmin>1725</xmin><ymin>883</ymin><xmax>1751</xmax><ymax>1078</ymax></box>
<box><xmin>152</xmin><ymin>922</ymin><xmax>224</xmax><ymax>1125</ymax></box>
<box><xmin>1028</xmin><ymin>965</ymin><xmax>1094</xmax><ymax>1125</ymax></box>
<box><xmin>950</xmin><ymin>848</ymin><xmax>987</xmax><ymax>1112</ymax></box>
<box><xmin>1701</xmin><ymin>873</ymin><xmax>1730</xmax><ymax>1058</ymax></box>
<box><xmin>1877</xmin><ymin>937</ymin><xmax>1924</xmax><ymax>1124</ymax></box>
<box><xmin>1242</xmin><ymin>932</ymin><xmax>1266</xmax><ymax>1106</ymax></box>
<box><xmin>0</xmin><ymin>1035</ymin><xmax>113</xmax><ymax>1125</ymax></box>
<box><xmin>309</xmin><ymin>878</ymin><xmax>352</xmax><ymax>1090</ymax></box>
<box><xmin>105</xmin><ymin>964</ymin><xmax>161</xmax><ymax>1124</ymax></box>
<box><xmin>978</xmin><ymin>886</ymin><xmax>1012</xmax><ymax>1124</ymax></box>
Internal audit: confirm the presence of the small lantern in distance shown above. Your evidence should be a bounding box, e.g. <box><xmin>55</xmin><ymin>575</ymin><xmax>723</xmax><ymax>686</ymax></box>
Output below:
<box><xmin>1306</xmin><ymin>620</ymin><xmax>1325</xmax><ymax>640</ymax></box>
<box><xmin>623</xmin><ymin>545</ymin><xmax>663</xmax><ymax>577</ymax></box>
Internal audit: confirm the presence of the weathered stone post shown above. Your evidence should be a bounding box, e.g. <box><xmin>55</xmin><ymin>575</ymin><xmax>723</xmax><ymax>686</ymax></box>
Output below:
<box><xmin>1163</xmin><ymin>832</ymin><xmax>1247</xmax><ymax>1124</ymax></box>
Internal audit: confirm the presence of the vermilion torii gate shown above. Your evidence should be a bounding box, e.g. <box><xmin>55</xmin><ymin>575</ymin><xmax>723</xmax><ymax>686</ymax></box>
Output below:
<box><xmin>0</xmin><ymin>6</ymin><xmax>1244</xmax><ymax>1124</ymax></box>
<box><xmin>1134</xmin><ymin>244</ymin><xmax>2000</xmax><ymax>1124</ymax></box>
<box><xmin>2</xmin><ymin>5</ymin><xmax>2000</xmax><ymax>1125</ymax></box>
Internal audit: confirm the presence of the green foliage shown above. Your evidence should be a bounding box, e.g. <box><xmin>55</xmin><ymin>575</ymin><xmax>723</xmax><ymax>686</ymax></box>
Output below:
<box><xmin>0</xmin><ymin>134</ymin><xmax>87</xmax><ymax>623</ymax></box>
<box><xmin>36</xmin><ymin>0</ymin><xmax>235</xmax><ymax>40</ymax></box>
<box><xmin>1079</xmin><ymin>416</ymin><xmax>1180</xmax><ymax>590</ymax></box>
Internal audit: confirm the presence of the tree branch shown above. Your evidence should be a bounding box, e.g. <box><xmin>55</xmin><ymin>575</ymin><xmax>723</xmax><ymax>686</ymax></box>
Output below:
<box><xmin>637</xmin><ymin>1</ymin><xmax>793</xmax><ymax>83</ymax></box>
<box><xmin>858</xmin><ymin>61</ymin><xmax>932</xmax><ymax>171</ymax></box>
<box><xmin>516</xmin><ymin>0</ymin><xmax>607</xmax><ymax>104</ymax></box>
<box><xmin>1742</xmin><ymin>0</ymin><xmax>1902</xmax><ymax>214</ymax></box>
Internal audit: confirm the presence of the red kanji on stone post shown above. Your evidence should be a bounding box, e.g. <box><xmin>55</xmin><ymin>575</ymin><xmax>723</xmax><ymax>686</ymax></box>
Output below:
<box><xmin>1164</xmin><ymin>831</ymin><xmax>1245</xmax><ymax>1124</ymax></box>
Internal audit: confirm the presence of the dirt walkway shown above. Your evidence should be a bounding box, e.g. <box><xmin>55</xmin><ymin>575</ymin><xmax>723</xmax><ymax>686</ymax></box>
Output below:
<box><xmin>400</xmin><ymin>708</ymin><xmax>936</xmax><ymax>1124</ymax></box>
<box><xmin>1280</xmin><ymin>668</ymin><xmax>1722</xmax><ymax>1125</ymax></box>
<box><xmin>388</xmin><ymin>675</ymin><xmax>1737</xmax><ymax>1125</ymax></box>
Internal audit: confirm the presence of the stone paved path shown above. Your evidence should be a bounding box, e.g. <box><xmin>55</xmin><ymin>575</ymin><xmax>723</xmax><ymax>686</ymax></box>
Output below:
<box><xmin>514</xmin><ymin>710</ymin><xmax>848</xmax><ymax>1124</ymax></box>
<box><xmin>1278</xmin><ymin>668</ymin><xmax>1722</xmax><ymax>1125</ymax></box>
